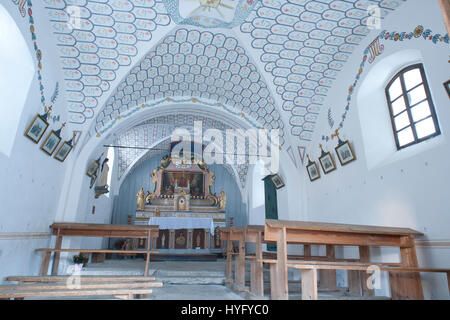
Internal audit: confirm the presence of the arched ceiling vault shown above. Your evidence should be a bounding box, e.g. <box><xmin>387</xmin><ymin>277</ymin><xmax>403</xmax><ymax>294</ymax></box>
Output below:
<box><xmin>40</xmin><ymin>0</ymin><xmax>407</xmax><ymax>164</ymax></box>
<box><xmin>114</xmin><ymin>112</ymin><xmax>253</xmax><ymax>192</ymax></box>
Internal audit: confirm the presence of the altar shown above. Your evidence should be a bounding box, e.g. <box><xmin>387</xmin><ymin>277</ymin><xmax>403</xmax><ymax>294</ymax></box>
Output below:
<box><xmin>134</xmin><ymin>147</ymin><xmax>226</xmax><ymax>252</ymax></box>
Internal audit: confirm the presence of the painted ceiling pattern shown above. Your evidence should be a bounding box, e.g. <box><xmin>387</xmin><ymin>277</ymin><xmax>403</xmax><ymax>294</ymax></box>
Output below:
<box><xmin>95</xmin><ymin>28</ymin><xmax>287</xmax><ymax>146</ymax></box>
<box><xmin>115</xmin><ymin>114</ymin><xmax>250</xmax><ymax>188</ymax></box>
<box><xmin>42</xmin><ymin>0</ymin><xmax>171</xmax><ymax>124</ymax></box>
<box><xmin>37</xmin><ymin>0</ymin><xmax>407</xmax><ymax>164</ymax></box>
<box><xmin>239</xmin><ymin>0</ymin><xmax>406</xmax><ymax>141</ymax></box>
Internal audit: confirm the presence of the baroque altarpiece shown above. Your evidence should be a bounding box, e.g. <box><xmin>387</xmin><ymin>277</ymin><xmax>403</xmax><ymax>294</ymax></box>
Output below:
<box><xmin>134</xmin><ymin>153</ymin><xmax>226</xmax><ymax>252</ymax></box>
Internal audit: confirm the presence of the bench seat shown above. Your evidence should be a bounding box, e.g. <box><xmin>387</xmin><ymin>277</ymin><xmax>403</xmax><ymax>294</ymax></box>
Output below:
<box><xmin>0</xmin><ymin>287</ymin><xmax>155</xmax><ymax>300</ymax></box>
<box><xmin>5</xmin><ymin>275</ymin><xmax>157</xmax><ymax>283</ymax></box>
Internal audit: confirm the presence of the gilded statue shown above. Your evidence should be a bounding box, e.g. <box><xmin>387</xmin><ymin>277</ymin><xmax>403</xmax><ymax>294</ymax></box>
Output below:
<box><xmin>151</xmin><ymin>169</ymin><xmax>158</xmax><ymax>187</ymax></box>
<box><xmin>146</xmin><ymin>191</ymin><xmax>152</xmax><ymax>204</ymax></box>
<box><xmin>219</xmin><ymin>190</ymin><xmax>226</xmax><ymax>210</ymax></box>
<box><xmin>208</xmin><ymin>170</ymin><xmax>215</xmax><ymax>190</ymax></box>
<box><xmin>136</xmin><ymin>187</ymin><xmax>145</xmax><ymax>210</ymax></box>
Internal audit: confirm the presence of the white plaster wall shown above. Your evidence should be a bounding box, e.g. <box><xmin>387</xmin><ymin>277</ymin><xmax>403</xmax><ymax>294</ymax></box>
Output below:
<box><xmin>0</xmin><ymin>2</ymin><xmax>70</xmax><ymax>281</ymax></box>
<box><xmin>304</xmin><ymin>0</ymin><xmax>450</xmax><ymax>299</ymax></box>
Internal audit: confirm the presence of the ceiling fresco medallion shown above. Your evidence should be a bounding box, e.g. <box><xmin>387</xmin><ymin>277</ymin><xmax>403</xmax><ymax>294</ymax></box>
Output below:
<box><xmin>162</xmin><ymin>0</ymin><xmax>257</xmax><ymax>28</ymax></box>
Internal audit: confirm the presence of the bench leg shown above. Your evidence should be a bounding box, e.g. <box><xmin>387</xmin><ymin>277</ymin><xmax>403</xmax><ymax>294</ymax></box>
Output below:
<box><xmin>226</xmin><ymin>239</ymin><xmax>233</xmax><ymax>281</ymax></box>
<box><xmin>144</xmin><ymin>252</ymin><xmax>150</xmax><ymax>277</ymax></box>
<box><xmin>144</xmin><ymin>232</ymin><xmax>151</xmax><ymax>277</ymax></box>
<box><xmin>40</xmin><ymin>251</ymin><xmax>51</xmax><ymax>276</ymax></box>
<box><xmin>51</xmin><ymin>235</ymin><xmax>63</xmax><ymax>275</ymax></box>
<box><xmin>275</xmin><ymin>228</ymin><xmax>288</xmax><ymax>300</ymax></box>
<box><xmin>348</xmin><ymin>270</ymin><xmax>362</xmax><ymax>296</ymax></box>
<box><xmin>389</xmin><ymin>239</ymin><xmax>423</xmax><ymax>300</ymax></box>
<box><xmin>269</xmin><ymin>263</ymin><xmax>278</xmax><ymax>300</ymax></box>
<box><xmin>319</xmin><ymin>245</ymin><xmax>337</xmax><ymax>290</ymax></box>
<box><xmin>302</xmin><ymin>268</ymin><xmax>318</xmax><ymax>300</ymax></box>
<box><xmin>234</xmin><ymin>234</ymin><xmax>246</xmax><ymax>291</ymax></box>
<box><xmin>250</xmin><ymin>259</ymin><xmax>264</xmax><ymax>297</ymax></box>
<box><xmin>359</xmin><ymin>246</ymin><xmax>374</xmax><ymax>296</ymax></box>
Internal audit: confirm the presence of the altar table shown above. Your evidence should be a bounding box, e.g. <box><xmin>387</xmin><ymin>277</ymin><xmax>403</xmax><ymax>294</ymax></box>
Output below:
<box><xmin>148</xmin><ymin>217</ymin><xmax>215</xmax><ymax>235</ymax></box>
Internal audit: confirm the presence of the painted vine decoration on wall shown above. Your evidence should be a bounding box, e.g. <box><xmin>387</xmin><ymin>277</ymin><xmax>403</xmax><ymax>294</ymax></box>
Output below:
<box><xmin>18</xmin><ymin>0</ymin><xmax>73</xmax><ymax>160</ymax></box>
<box><xmin>19</xmin><ymin>0</ymin><xmax>61</xmax><ymax>121</ymax></box>
<box><xmin>321</xmin><ymin>25</ymin><xmax>449</xmax><ymax>143</ymax></box>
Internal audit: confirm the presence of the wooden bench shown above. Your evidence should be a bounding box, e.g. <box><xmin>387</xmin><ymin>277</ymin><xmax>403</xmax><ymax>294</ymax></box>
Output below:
<box><xmin>287</xmin><ymin>262</ymin><xmax>450</xmax><ymax>300</ymax></box>
<box><xmin>5</xmin><ymin>275</ymin><xmax>157</xmax><ymax>283</ymax></box>
<box><xmin>1</xmin><ymin>275</ymin><xmax>163</xmax><ymax>300</ymax></box>
<box><xmin>39</xmin><ymin>222</ymin><xmax>159</xmax><ymax>276</ymax></box>
<box><xmin>264</xmin><ymin>219</ymin><xmax>426</xmax><ymax>300</ymax></box>
<box><xmin>226</xmin><ymin>225</ymin><xmax>372</xmax><ymax>298</ymax></box>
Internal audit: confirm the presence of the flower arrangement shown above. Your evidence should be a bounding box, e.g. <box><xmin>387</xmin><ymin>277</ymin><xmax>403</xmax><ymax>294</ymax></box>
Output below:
<box><xmin>73</xmin><ymin>254</ymin><xmax>89</xmax><ymax>267</ymax></box>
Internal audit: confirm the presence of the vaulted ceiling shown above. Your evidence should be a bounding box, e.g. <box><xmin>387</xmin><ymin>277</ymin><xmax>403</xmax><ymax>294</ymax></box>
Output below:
<box><xmin>38</xmin><ymin>0</ymin><xmax>406</xmax><ymax>166</ymax></box>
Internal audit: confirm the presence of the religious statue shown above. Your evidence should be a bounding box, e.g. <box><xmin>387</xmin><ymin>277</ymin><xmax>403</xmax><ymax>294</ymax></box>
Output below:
<box><xmin>155</xmin><ymin>207</ymin><xmax>161</xmax><ymax>217</ymax></box>
<box><xmin>136</xmin><ymin>187</ymin><xmax>145</xmax><ymax>210</ymax></box>
<box><xmin>94</xmin><ymin>158</ymin><xmax>109</xmax><ymax>198</ymax></box>
<box><xmin>146</xmin><ymin>191</ymin><xmax>152</xmax><ymax>204</ymax></box>
<box><xmin>219</xmin><ymin>189</ymin><xmax>226</xmax><ymax>210</ymax></box>
<box><xmin>151</xmin><ymin>169</ymin><xmax>158</xmax><ymax>190</ymax></box>
<box><xmin>161</xmin><ymin>233</ymin><xmax>166</xmax><ymax>248</ymax></box>
<box><xmin>175</xmin><ymin>232</ymin><xmax>186</xmax><ymax>246</ymax></box>
<box><xmin>196</xmin><ymin>233</ymin><xmax>201</xmax><ymax>248</ymax></box>
<box><xmin>208</xmin><ymin>170</ymin><xmax>215</xmax><ymax>190</ymax></box>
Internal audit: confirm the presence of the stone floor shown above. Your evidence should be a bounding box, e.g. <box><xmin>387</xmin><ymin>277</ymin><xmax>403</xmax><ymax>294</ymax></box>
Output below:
<box><xmin>33</xmin><ymin>258</ymin><xmax>389</xmax><ymax>300</ymax></box>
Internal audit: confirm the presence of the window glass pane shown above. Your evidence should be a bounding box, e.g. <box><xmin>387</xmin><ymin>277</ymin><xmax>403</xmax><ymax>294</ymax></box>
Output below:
<box><xmin>407</xmin><ymin>85</ymin><xmax>426</xmax><ymax>106</ymax></box>
<box><xmin>404</xmin><ymin>68</ymin><xmax>423</xmax><ymax>91</ymax></box>
<box><xmin>391</xmin><ymin>97</ymin><xmax>406</xmax><ymax>115</ymax></box>
<box><xmin>397</xmin><ymin>127</ymin><xmax>414</xmax><ymax>147</ymax></box>
<box><xmin>394</xmin><ymin>112</ymin><xmax>410</xmax><ymax>131</ymax></box>
<box><xmin>411</xmin><ymin>100</ymin><xmax>431</xmax><ymax>122</ymax></box>
<box><xmin>415</xmin><ymin>117</ymin><xmax>436</xmax><ymax>139</ymax></box>
<box><xmin>388</xmin><ymin>77</ymin><xmax>402</xmax><ymax>101</ymax></box>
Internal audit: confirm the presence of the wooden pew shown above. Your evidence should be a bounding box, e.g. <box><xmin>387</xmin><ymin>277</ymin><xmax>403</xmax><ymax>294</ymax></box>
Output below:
<box><xmin>264</xmin><ymin>219</ymin><xmax>425</xmax><ymax>300</ymax></box>
<box><xmin>287</xmin><ymin>262</ymin><xmax>450</xmax><ymax>300</ymax></box>
<box><xmin>5</xmin><ymin>275</ymin><xmax>157</xmax><ymax>283</ymax></box>
<box><xmin>37</xmin><ymin>223</ymin><xmax>159</xmax><ymax>276</ymax></box>
<box><xmin>0</xmin><ymin>275</ymin><xmax>163</xmax><ymax>300</ymax></box>
<box><xmin>223</xmin><ymin>225</ymin><xmax>367</xmax><ymax>298</ymax></box>
<box><xmin>245</xmin><ymin>226</ymin><xmax>365</xmax><ymax>298</ymax></box>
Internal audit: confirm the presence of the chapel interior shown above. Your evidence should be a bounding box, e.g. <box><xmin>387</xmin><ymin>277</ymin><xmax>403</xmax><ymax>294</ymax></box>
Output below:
<box><xmin>0</xmin><ymin>0</ymin><xmax>449</xmax><ymax>301</ymax></box>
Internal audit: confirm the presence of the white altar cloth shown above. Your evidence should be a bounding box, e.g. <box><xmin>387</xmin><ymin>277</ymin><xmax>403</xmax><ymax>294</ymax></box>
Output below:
<box><xmin>148</xmin><ymin>217</ymin><xmax>215</xmax><ymax>235</ymax></box>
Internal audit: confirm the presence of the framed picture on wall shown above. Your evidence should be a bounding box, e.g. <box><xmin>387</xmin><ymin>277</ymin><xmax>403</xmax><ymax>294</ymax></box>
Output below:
<box><xmin>54</xmin><ymin>141</ymin><xmax>73</xmax><ymax>162</ymax></box>
<box><xmin>40</xmin><ymin>130</ymin><xmax>61</xmax><ymax>156</ymax></box>
<box><xmin>335</xmin><ymin>140</ymin><xmax>356</xmax><ymax>166</ymax></box>
<box><xmin>306</xmin><ymin>161</ymin><xmax>320</xmax><ymax>182</ymax></box>
<box><xmin>319</xmin><ymin>152</ymin><xmax>336</xmax><ymax>174</ymax></box>
<box><xmin>86</xmin><ymin>159</ymin><xmax>100</xmax><ymax>177</ymax></box>
<box><xmin>270</xmin><ymin>174</ymin><xmax>285</xmax><ymax>189</ymax></box>
<box><xmin>24</xmin><ymin>114</ymin><xmax>49</xmax><ymax>143</ymax></box>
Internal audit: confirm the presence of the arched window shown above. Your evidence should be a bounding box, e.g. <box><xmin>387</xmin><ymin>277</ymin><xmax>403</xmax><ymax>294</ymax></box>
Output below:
<box><xmin>0</xmin><ymin>5</ymin><xmax>35</xmax><ymax>157</ymax></box>
<box><xmin>385</xmin><ymin>64</ymin><xmax>440</xmax><ymax>150</ymax></box>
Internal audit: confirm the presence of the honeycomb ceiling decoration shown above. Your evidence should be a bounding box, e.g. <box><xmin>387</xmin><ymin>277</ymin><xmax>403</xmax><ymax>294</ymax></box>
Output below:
<box><xmin>41</xmin><ymin>0</ymin><xmax>406</xmax><ymax>158</ymax></box>
<box><xmin>94</xmin><ymin>28</ymin><xmax>287</xmax><ymax>147</ymax></box>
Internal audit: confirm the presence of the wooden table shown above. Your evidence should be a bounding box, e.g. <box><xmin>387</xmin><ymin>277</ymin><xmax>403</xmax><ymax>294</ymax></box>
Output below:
<box><xmin>46</xmin><ymin>223</ymin><xmax>159</xmax><ymax>276</ymax></box>
<box><xmin>264</xmin><ymin>219</ymin><xmax>424</xmax><ymax>300</ymax></box>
